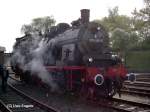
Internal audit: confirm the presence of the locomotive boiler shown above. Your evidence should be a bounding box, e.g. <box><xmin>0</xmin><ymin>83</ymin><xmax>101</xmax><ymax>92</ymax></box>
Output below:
<box><xmin>11</xmin><ymin>9</ymin><xmax>127</xmax><ymax>98</ymax></box>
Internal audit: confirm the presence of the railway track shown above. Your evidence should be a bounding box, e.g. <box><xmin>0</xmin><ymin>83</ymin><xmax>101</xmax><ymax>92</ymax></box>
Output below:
<box><xmin>7</xmin><ymin>76</ymin><xmax>115</xmax><ymax>112</ymax></box>
<box><xmin>109</xmin><ymin>80</ymin><xmax>150</xmax><ymax>111</ymax></box>
<box><xmin>111</xmin><ymin>97</ymin><xmax>150</xmax><ymax>112</ymax></box>
<box><xmin>0</xmin><ymin>79</ymin><xmax>59</xmax><ymax>112</ymax></box>
<box><xmin>121</xmin><ymin>89</ymin><xmax>150</xmax><ymax>97</ymax></box>
<box><xmin>124</xmin><ymin>81</ymin><xmax>150</xmax><ymax>88</ymax></box>
<box><xmin>7</xmin><ymin>74</ymin><xmax>150</xmax><ymax>112</ymax></box>
<box><xmin>122</xmin><ymin>81</ymin><xmax>150</xmax><ymax>97</ymax></box>
<box><xmin>97</xmin><ymin>97</ymin><xmax>150</xmax><ymax>112</ymax></box>
<box><xmin>135</xmin><ymin>73</ymin><xmax>150</xmax><ymax>82</ymax></box>
<box><xmin>0</xmin><ymin>99</ymin><xmax>12</xmax><ymax>112</ymax></box>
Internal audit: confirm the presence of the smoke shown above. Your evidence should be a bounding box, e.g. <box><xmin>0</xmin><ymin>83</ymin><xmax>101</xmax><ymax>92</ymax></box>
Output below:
<box><xmin>11</xmin><ymin>28</ymin><xmax>79</xmax><ymax>91</ymax></box>
<box><xmin>11</xmin><ymin>34</ymin><xmax>57</xmax><ymax>91</ymax></box>
<box><xmin>11</xmin><ymin>49</ymin><xmax>25</xmax><ymax>69</ymax></box>
<box><xmin>30</xmin><ymin>38</ymin><xmax>57</xmax><ymax>90</ymax></box>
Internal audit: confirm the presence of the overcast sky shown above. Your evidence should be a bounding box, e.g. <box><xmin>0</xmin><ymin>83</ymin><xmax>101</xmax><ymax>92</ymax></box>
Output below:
<box><xmin>0</xmin><ymin>0</ymin><xmax>144</xmax><ymax>52</ymax></box>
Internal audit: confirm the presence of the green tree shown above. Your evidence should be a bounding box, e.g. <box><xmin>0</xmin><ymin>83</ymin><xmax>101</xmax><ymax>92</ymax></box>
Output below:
<box><xmin>95</xmin><ymin>7</ymin><xmax>133</xmax><ymax>32</ymax></box>
<box><xmin>21</xmin><ymin>16</ymin><xmax>56</xmax><ymax>35</ymax></box>
<box><xmin>131</xmin><ymin>0</ymin><xmax>150</xmax><ymax>49</ymax></box>
<box><xmin>94</xmin><ymin>7</ymin><xmax>139</xmax><ymax>51</ymax></box>
<box><xmin>132</xmin><ymin>0</ymin><xmax>150</xmax><ymax>39</ymax></box>
<box><xmin>111</xmin><ymin>28</ymin><xmax>129</xmax><ymax>51</ymax></box>
<box><xmin>111</xmin><ymin>28</ymin><xmax>139</xmax><ymax>51</ymax></box>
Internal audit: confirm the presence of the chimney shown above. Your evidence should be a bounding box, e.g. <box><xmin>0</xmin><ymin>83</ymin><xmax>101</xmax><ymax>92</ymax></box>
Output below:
<box><xmin>80</xmin><ymin>9</ymin><xmax>90</xmax><ymax>25</ymax></box>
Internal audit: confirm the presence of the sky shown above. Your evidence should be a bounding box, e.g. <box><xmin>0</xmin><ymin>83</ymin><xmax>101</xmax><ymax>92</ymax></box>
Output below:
<box><xmin>0</xmin><ymin>0</ymin><xmax>144</xmax><ymax>53</ymax></box>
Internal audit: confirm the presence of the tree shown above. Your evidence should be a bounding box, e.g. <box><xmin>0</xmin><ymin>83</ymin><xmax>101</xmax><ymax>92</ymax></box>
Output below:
<box><xmin>21</xmin><ymin>16</ymin><xmax>56</xmax><ymax>35</ymax></box>
<box><xmin>111</xmin><ymin>28</ymin><xmax>139</xmax><ymax>51</ymax></box>
<box><xmin>111</xmin><ymin>28</ymin><xmax>129</xmax><ymax>51</ymax></box>
<box><xmin>95</xmin><ymin>7</ymin><xmax>133</xmax><ymax>32</ymax></box>
<box><xmin>132</xmin><ymin>0</ymin><xmax>150</xmax><ymax>40</ymax></box>
<box><xmin>94</xmin><ymin>7</ymin><xmax>139</xmax><ymax>51</ymax></box>
<box><xmin>131</xmin><ymin>0</ymin><xmax>150</xmax><ymax>50</ymax></box>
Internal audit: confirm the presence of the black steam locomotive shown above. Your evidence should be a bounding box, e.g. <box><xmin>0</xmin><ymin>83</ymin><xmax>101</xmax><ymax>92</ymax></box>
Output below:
<box><xmin>11</xmin><ymin>9</ymin><xmax>127</xmax><ymax>98</ymax></box>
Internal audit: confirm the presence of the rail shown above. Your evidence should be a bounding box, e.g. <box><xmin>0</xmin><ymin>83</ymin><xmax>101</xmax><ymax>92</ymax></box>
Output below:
<box><xmin>0</xmin><ymin>100</ymin><xmax>12</xmax><ymax>112</ymax></box>
<box><xmin>8</xmin><ymin>83</ymin><xmax>59</xmax><ymax>112</ymax></box>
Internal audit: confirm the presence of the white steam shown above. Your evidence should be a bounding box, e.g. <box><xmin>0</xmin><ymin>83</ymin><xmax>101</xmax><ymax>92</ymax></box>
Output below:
<box><xmin>25</xmin><ymin>38</ymin><xmax>57</xmax><ymax>90</ymax></box>
<box><xmin>11</xmin><ymin>29</ymin><xmax>79</xmax><ymax>91</ymax></box>
<box><xmin>11</xmin><ymin>34</ymin><xmax>57</xmax><ymax>90</ymax></box>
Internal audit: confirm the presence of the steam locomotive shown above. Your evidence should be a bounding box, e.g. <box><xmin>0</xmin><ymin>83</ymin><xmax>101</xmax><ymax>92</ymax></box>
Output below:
<box><xmin>11</xmin><ymin>9</ymin><xmax>128</xmax><ymax>98</ymax></box>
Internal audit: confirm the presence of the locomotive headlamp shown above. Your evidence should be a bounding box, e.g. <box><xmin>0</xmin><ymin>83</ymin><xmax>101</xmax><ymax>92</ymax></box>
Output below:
<box><xmin>94</xmin><ymin>74</ymin><xmax>104</xmax><ymax>86</ymax></box>
<box><xmin>112</xmin><ymin>54</ymin><xmax>117</xmax><ymax>58</ymax></box>
<box><xmin>97</xmin><ymin>27</ymin><xmax>101</xmax><ymax>31</ymax></box>
<box><xmin>89</xmin><ymin>58</ymin><xmax>93</xmax><ymax>62</ymax></box>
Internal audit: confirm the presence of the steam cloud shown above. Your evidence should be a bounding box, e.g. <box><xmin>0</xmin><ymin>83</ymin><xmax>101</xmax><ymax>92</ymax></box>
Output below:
<box><xmin>11</xmin><ymin>33</ymin><xmax>57</xmax><ymax>90</ymax></box>
<box><xmin>11</xmin><ymin>27</ymin><xmax>79</xmax><ymax>91</ymax></box>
